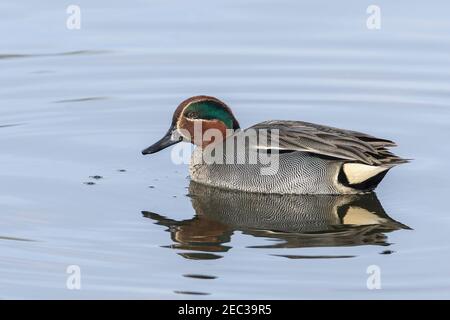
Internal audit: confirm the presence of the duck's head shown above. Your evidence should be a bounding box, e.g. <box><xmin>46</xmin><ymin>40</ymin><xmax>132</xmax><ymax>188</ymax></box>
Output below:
<box><xmin>142</xmin><ymin>95</ymin><xmax>240</xmax><ymax>155</ymax></box>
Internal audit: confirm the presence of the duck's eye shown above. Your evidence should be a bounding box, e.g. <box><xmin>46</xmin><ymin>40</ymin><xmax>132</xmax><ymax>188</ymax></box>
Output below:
<box><xmin>186</xmin><ymin>111</ymin><xmax>200</xmax><ymax>119</ymax></box>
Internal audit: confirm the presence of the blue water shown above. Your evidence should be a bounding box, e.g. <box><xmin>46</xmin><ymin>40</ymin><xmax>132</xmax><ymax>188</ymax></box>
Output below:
<box><xmin>1</xmin><ymin>0</ymin><xmax>450</xmax><ymax>299</ymax></box>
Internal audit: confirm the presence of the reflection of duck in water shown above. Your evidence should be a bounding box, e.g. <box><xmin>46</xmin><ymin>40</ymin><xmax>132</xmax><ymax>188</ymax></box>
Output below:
<box><xmin>143</xmin><ymin>182</ymin><xmax>410</xmax><ymax>259</ymax></box>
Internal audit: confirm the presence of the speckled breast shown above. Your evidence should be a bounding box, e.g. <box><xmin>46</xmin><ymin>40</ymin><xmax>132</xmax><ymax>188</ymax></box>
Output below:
<box><xmin>189</xmin><ymin>142</ymin><xmax>352</xmax><ymax>194</ymax></box>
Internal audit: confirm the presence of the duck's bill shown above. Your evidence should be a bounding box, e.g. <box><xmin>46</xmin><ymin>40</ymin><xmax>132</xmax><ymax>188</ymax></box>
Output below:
<box><xmin>142</xmin><ymin>128</ymin><xmax>182</xmax><ymax>155</ymax></box>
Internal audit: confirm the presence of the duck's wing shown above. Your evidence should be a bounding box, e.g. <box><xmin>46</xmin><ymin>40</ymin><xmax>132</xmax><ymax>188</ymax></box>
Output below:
<box><xmin>248</xmin><ymin>120</ymin><xmax>408</xmax><ymax>166</ymax></box>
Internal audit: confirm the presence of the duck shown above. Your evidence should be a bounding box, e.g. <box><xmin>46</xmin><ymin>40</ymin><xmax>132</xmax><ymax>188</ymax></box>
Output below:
<box><xmin>142</xmin><ymin>95</ymin><xmax>408</xmax><ymax>194</ymax></box>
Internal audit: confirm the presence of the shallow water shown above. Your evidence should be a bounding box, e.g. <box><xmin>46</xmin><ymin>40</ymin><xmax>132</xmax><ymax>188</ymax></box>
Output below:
<box><xmin>1</xmin><ymin>0</ymin><xmax>450</xmax><ymax>299</ymax></box>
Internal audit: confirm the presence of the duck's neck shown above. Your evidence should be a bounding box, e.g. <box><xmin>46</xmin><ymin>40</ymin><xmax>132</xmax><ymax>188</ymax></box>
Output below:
<box><xmin>188</xmin><ymin>120</ymin><xmax>238</xmax><ymax>149</ymax></box>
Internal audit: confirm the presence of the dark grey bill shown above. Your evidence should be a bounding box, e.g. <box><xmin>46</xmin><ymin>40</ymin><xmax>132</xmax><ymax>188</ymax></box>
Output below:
<box><xmin>142</xmin><ymin>127</ymin><xmax>182</xmax><ymax>155</ymax></box>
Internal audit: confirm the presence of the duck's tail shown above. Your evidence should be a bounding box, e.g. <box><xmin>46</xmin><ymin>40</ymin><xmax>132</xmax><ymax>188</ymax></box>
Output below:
<box><xmin>338</xmin><ymin>159</ymin><xmax>409</xmax><ymax>192</ymax></box>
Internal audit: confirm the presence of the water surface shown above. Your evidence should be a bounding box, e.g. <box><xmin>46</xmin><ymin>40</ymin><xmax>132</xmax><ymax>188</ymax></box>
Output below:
<box><xmin>1</xmin><ymin>0</ymin><xmax>450</xmax><ymax>299</ymax></box>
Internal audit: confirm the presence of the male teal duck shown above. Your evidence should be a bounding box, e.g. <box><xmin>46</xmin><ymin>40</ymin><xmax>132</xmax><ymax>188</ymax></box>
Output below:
<box><xmin>142</xmin><ymin>96</ymin><xmax>407</xmax><ymax>194</ymax></box>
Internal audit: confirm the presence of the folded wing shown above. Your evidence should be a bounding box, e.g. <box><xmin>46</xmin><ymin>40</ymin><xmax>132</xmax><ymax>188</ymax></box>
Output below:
<box><xmin>249</xmin><ymin>120</ymin><xmax>408</xmax><ymax>166</ymax></box>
